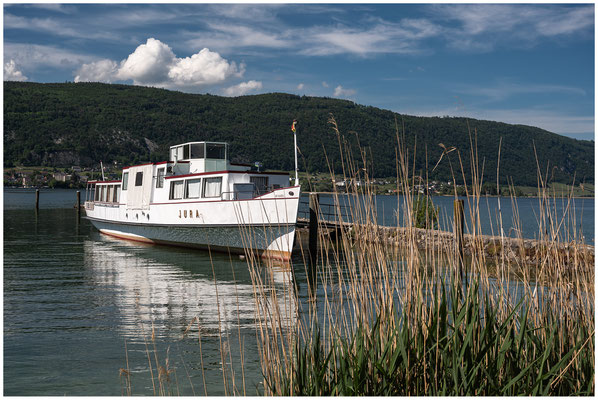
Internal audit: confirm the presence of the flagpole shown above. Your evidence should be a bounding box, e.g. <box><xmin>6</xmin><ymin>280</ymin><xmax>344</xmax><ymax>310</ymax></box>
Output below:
<box><xmin>294</xmin><ymin>126</ymin><xmax>299</xmax><ymax>186</ymax></box>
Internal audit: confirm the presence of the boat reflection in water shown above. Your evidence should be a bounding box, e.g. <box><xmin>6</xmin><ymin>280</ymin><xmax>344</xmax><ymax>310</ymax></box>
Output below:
<box><xmin>83</xmin><ymin>232</ymin><xmax>298</xmax><ymax>395</ymax></box>
<box><xmin>84</xmin><ymin>234</ymin><xmax>297</xmax><ymax>339</ymax></box>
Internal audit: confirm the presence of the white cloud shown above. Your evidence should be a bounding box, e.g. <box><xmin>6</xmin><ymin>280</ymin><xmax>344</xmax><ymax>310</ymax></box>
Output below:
<box><xmin>535</xmin><ymin>6</ymin><xmax>594</xmax><ymax>36</ymax></box>
<box><xmin>186</xmin><ymin>23</ymin><xmax>290</xmax><ymax>52</ymax></box>
<box><xmin>4</xmin><ymin>59</ymin><xmax>28</xmax><ymax>81</ymax></box>
<box><xmin>5</xmin><ymin>43</ymin><xmax>96</xmax><ymax>69</ymax></box>
<box><xmin>4</xmin><ymin>13</ymin><xmax>121</xmax><ymax>41</ymax></box>
<box><xmin>322</xmin><ymin>81</ymin><xmax>329</xmax><ymax>88</ymax></box>
<box><xmin>224</xmin><ymin>80</ymin><xmax>262</xmax><ymax>96</ymax></box>
<box><xmin>116</xmin><ymin>38</ymin><xmax>176</xmax><ymax>84</ymax></box>
<box><xmin>300</xmin><ymin>19</ymin><xmax>439</xmax><ymax>56</ymax></box>
<box><xmin>454</xmin><ymin>81</ymin><xmax>587</xmax><ymax>103</ymax></box>
<box><xmin>412</xmin><ymin>107</ymin><xmax>594</xmax><ymax>137</ymax></box>
<box><xmin>169</xmin><ymin>48</ymin><xmax>244</xmax><ymax>86</ymax></box>
<box><xmin>436</xmin><ymin>4</ymin><xmax>594</xmax><ymax>51</ymax></box>
<box><xmin>333</xmin><ymin>85</ymin><xmax>356</xmax><ymax>98</ymax></box>
<box><xmin>297</xmin><ymin>83</ymin><xmax>304</xmax><ymax>90</ymax></box>
<box><xmin>74</xmin><ymin>59</ymin><xmax>119</xmax><ymax>83</ymax></box>
<box><xmin>70</xmin><ymin>38</ymin><xmax>244</xmax><ymax>89</ymax></box>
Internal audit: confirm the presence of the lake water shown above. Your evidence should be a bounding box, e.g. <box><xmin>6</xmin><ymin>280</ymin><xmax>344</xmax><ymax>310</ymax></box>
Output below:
<box><xmin>4</xmin><ymin>189</ymin><xmax>303</xmax><ymax>395</ymax></box>
<box><xmin>298</xmin><ymin>193</ymin><xmax>594</xmax><ymax>244</ymax></box>
<box><xmin>3</xmin><ymin>189</ymin><xmax>594</xmax><ymax>395</ymax></box>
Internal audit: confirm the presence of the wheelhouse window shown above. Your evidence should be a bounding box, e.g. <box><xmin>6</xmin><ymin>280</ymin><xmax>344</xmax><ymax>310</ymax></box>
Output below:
<box><xmin>185</xmin><ymin>178</ymin><xmax>201</xmax><ymax>199</ymax></box>
<box><xmin>169</xmin><ymin>180</ymin><xmax>184</xmax><ymax>200</ymax></box>
<box><xmin>122</xmin><ymin>172</ymin><xmax>129</xmax><ymax>191</ymax></box>
<box><xmin>135</xmin><ymin>172</ymin><xmax>143</xmax><ymax>186</ymax></box>
<box><xmin>113</xmin><ymin>186</ymin><xmax>120</xmax><ymax>203</ymax></box>
<box><xmin>203</xmin><ymin>177</ymin><xmax>222</xmax><ymax>198</ymax></box>
<box><xmin>156</xmin><ymin>168</ymin><xmax>165</xmax><ymax>188</ymax></box>
<box><xmin>250</xmin><ymin>176</ymin><xmax>269</xmax><ymax>195</ymax></box>
<box><xmin>206</xmin><ymin>144</ymin><xmax>226</xmax><ymax>159</ymax></box>
<box><xmin>191</xmin><ymin>143</ymin><xmax>204</xmax><ymax>159</ymax></box>
<box><xmin>183</xmin><ymin>144</ymin><xmax>190</xmax><ymax>160</ymax></box>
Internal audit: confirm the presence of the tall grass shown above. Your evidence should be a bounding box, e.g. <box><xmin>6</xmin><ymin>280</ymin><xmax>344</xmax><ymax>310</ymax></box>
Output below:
<box><xmin>247</xmin><ymin>115</ymin><xmax>594</xmax><ymax>396</ymax></box>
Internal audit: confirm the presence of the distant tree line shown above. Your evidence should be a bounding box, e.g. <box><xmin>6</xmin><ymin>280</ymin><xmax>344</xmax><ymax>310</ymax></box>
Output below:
<box><xmin>4</xmin><ymin>81</ymin><xmax>594</xmax><ymax>186</ymax></box>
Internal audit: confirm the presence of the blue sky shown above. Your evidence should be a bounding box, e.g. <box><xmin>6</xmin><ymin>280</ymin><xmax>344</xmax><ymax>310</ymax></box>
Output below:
<box><xmin>4</xmin><ymin>3</ymin><xmax>595</xmax><ymax>140</ymax></box>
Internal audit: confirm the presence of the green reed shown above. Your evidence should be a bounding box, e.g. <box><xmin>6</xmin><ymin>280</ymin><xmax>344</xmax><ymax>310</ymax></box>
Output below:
<box><xmin>248</xmin><ymin>115</ymin><xmax>594</xmax><ymax>396</ymax></box>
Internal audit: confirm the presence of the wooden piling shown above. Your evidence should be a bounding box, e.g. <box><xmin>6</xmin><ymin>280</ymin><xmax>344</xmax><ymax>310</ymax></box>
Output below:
<box><xmin>454</xmin><ymin>199</ymin><xmax>465</xmax><ymax>279</ymax></box>
<box><xmin>76</xmin><ymin>190</ymin><xmax>81</xmax><ymax>216</ymax></box>
<box><xmin>35</xmin><ymin>189</ymin><xmax>40</xmax><ymax>210</ymax></box>
<box><xmin>308</xmin><ymin>192</ymin><xmax>320</xmax><ymax>298</ymax></box>
<box><xmin>309</xmin><ymin>193</ymin><xmax>320</xmax><ymax>265</ymax></box>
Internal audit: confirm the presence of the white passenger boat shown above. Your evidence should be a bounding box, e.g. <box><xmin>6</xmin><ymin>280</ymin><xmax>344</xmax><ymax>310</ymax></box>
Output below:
<box><xmin>84</xmin><ymin>141</ymin><xmax>300</xmax><ymax>261</ymax></box>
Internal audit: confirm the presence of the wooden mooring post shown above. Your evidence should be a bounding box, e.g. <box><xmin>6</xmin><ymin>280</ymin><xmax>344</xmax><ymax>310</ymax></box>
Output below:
<box><xmin>76</xmin><ymin>191</ymin><xmax>81</xmax><ymax>212</ymax></box>
<box><xmin>454</xmin><ymin>199</ymin><xmax>465</xmax><ymax>280</ymax></box>
<box><xmin>309</xmin><ymin>193</ymin><xmax>320</xmax><ymax>266</ymax></box>
<box><xmin>35</xmin><ymin>189</ymin><xmax>40</xmax><ymax>210</ymax></box>
<box><xmin>307</xmin><ymin>192</ymin><xmax>320</xmax><ymax>298</ymax></box>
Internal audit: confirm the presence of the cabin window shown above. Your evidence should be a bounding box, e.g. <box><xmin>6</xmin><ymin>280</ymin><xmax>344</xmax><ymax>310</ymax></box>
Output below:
<box><xmin>183</xmin><ymin>144</ymin><xmax>190</xmax><ymax>160</ymax></box>
<box><xmin>156</xmin><ymin>168</ymin><xmax>165</xmax><ymax>188</ymax></box>
<box><xmin>135</xmin><ymin>172</ymin><xmax>143</xmax><ymax>186</ymax></box>
<box><xmin>122</xmin><ymin>172</ymin><xmax>129</xmax><ymax>191</ymax></box>
<box><xmin>185</xmin><ymin>178</ymin><xmax>201</xmax><ymax>199</ymax></box>
<box><xmin>94</xmin><ymin>186</ymin><xmax>100</xmax><ymax>201</ymax></box>
<box><xmin>114</xmin><ymin>186</ymin><xmax>120</xmax><ymax>203</ymax></box>
<box><xmin>106</xmin><ymin>186</ymin><xmax>112</xmax><ymax>202</ymax></box>
<box><xmin>169</xmin><ymin>180</ymin><xmax>184</xmax><ymax>200</ymax></box>
<box><xmin>169</xmin><ymin>148</ymin><xmax>176</xmax><ymax>162</ymax></box>
<box><xmin>206</xmin><ymin>144</ymin><xmax>226</xmax><ymax>159</ymax></box>
<box><xmin>233</xmin><ymin>183</ymin><xmax>256</xmax><ymax>200</ymax></box>
<box><xmin>250</xmin><ymin>176</ymin><xmax>269</xmax><ymax>195</ymax></box>
<box><xmin>203</xmin><ymin>177</ymin><xmax>222</xmax><ymax>198</ymax></box>
<box><xmin>177</xmin><ymin>146</ymin><xmax>184</xmax><ymax>161</ymax></box>
<box><xmin>191</xmin><ymin>143</ymin><xmax>204</xmax><ymax>159</ymax></box>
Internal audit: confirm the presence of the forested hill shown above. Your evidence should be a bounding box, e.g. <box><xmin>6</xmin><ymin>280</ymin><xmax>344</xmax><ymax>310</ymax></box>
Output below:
<box><xmin>4</xmin><ymin>81</ymin><xmax>594</xmax><ymax>186</ymax></box>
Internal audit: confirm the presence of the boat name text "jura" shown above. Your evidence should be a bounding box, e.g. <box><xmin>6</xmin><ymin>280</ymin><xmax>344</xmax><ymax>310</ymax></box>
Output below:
<box><xmin>179</xmin><ymin>209</ymin><xmax>202</xmax><ymax>219</ymax></box>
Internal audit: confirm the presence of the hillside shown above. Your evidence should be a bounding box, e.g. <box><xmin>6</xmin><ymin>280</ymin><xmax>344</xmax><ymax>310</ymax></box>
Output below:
<box><xmin>4</xmin><ymin>81</ymin><xmax>594</xmax><ymax>186</ymax></box>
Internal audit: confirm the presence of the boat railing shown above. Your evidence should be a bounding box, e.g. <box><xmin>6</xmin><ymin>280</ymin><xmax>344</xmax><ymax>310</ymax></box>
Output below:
<box><xmin>221</xmin><ymin>185</ymin><xmax>285</xmax><ymax>201</ymax></box>
<box><xmin>298</xmin><ymin>193</ymin><xmax>353</xmax><ymax>224</ymax></box>
<box><xmin>220</xmin><ymin>190</ymin><xmax>257</xmax><ymax>201</ymax></box>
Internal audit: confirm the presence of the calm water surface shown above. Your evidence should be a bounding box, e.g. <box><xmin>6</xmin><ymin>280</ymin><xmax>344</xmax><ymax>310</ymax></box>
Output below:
<box><xmin>4</xmin><ymin>189</ymin><xmax>594</xmax><ymax>395</ymax></box>
<box><xmin>4</xmin><ymin>189</ymin><xmax>302</xmax><ymax>395</ymax></box>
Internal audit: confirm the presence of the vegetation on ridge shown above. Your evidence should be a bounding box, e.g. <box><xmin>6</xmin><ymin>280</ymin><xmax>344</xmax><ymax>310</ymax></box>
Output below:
<box><xmin>4</xmin><ymin>81</ymin><xmax>594</xmax><ymax>186</ymax></box>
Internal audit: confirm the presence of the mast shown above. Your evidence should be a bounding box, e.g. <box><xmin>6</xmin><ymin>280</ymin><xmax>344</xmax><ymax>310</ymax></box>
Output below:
<box><xmin>292</xmin><ymin>119</ymin><xmax>299</xmax><ymax>186</ymax></box>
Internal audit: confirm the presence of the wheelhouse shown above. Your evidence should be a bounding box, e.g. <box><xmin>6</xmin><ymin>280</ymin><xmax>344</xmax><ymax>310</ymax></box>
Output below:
<box><xmin>86</xmin><ymin>141</ymin><xmax>291</xmax><ymax>211</ymax></box>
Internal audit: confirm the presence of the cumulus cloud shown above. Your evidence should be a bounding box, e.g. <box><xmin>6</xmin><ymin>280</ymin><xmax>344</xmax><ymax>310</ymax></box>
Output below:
<box><xmin>297</xmin><ymin>83</ymin><xmax>304</xmax><ymax>90</ymax></box>
<box><xmin>169</xmin><ymin>48</ymin><xmax>244</xmax><ymax>86</ymax></box>
<box><xmin>333</xmin><ymin>85</ymin><xmax>356</xmax><ymax>98</ymax></box>
<box><xmin>117</xmin><ymin>38</ymin><xmax>175</xmax><ymax>84</ymax></box>
<box><xmin>4</xmin><ymin>59</ymin><xmax>28</xmax><ymax>81</ymax></box>
<box><xmin>72</xmin><ymin>38</ymin><xmax>244</xmax><ymax>89</ymax></box>
<box><xmin>74</xmin><ymin>59</ymin><xmax>118</xmax><ymax>83</ymax></box>
<box><xmin>223</xmin><ymin>80</ymin><xmax>262</xmax><ymax>96</ymax></box>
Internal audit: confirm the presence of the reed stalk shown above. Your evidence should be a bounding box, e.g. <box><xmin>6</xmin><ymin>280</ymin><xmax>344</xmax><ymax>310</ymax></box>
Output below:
<box><xmin>247</xmin><ymin>115</ymin><xmax>594</xmax><ymax>396</ymax></box>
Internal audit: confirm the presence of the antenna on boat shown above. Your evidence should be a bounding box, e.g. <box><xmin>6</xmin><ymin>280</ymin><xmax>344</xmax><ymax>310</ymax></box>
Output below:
<box><xmin>292</xmin><ymin>119</ymin><xmax>299</xmax><ymax>186</ymax></box>
<box><xmin>100</xmin><ymin>161</ymin><xmax>105</xmax><ymax>181</ymax></box>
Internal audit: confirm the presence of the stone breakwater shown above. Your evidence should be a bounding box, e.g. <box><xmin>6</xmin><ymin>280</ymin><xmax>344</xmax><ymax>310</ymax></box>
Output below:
<box><xmin>304</xmin><ymin>223</ymin><xmax>594</xmax><ymax>268</ymax></box>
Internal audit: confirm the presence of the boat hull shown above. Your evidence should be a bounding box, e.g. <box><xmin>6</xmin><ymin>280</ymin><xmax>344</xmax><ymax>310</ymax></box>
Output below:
<box><xmin>86</xmin><ymin>183</ymin><xmax>300</xmax><ymax>261</ymax></box>
<box><xmin>88</xmin><ymin>218</ymin><xmax>297</xmax><ymax>261</ymax></box>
